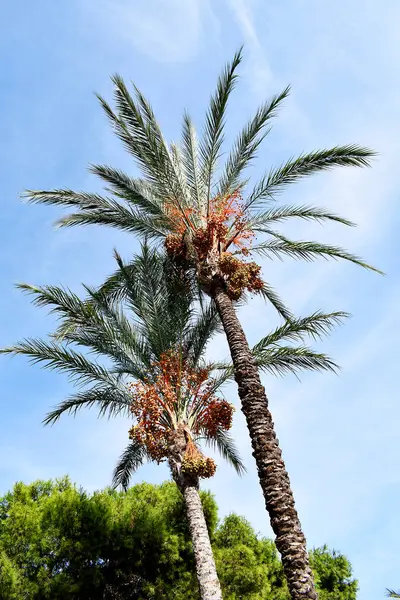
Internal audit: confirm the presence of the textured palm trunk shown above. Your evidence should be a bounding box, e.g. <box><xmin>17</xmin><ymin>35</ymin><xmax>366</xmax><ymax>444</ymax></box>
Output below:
<box><xmin>181</xmin><ymin>482</ymin><xmax>223</xmax><ymax>600</ymax></box>
<box><xmin>168</xmin><ymin>430</ymin><xmax>223</xmax><ymax>600</ymax></box>
<box><xmin>213</xmin><ymin>283</ymin><xmax>317</xmax><ymax>600</ymax></box>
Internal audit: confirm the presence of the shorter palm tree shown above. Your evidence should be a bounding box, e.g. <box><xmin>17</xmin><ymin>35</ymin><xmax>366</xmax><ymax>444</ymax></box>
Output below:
<box><xmin>2</xmin><ymin>245</ymin><xmax>345</xmax><ymax>599</ymax></box>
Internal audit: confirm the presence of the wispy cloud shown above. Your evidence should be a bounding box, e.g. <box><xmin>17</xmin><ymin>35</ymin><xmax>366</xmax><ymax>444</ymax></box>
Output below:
<box><xmin>227</xmin><ymin>0</ymin><xmax>275</xmax><ymax>97</ymax></box>
<box><xmin>90</xmin><ymin>0</ymin><xmax>217</xmax><ymax>63</ymax></box>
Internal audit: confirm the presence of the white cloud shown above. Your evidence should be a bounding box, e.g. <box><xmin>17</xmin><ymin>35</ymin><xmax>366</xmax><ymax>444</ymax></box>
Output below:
<box><xmin>90</xmin><ymin>0</ymin><xmax>217</xmax><ymax>63</ymax></box>
<box><xmin>227</xmin><ymin>0</ymin><xmax>275</xmax><ymax>97</ymax></box>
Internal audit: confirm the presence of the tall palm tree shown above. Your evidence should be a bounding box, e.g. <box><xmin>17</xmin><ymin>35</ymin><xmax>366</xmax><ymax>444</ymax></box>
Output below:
<box><xmin>21</xmin><ymin>49</ymin><xmax>378</xmax><ymax>599</ymax></box>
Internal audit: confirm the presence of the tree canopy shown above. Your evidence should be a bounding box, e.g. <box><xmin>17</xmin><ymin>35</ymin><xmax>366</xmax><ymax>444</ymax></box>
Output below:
<box><xmin>0</xmin><ymin>478</ymin><xmax>357</xmax><ymax>600</ymax></box>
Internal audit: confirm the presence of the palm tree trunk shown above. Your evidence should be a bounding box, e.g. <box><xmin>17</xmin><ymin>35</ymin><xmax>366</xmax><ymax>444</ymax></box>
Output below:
<box><xmin>181</xmin><ymin>482</ymin><xmax>223</xmax><ymax>600</ymax></box>
<box><xmin>169</xmin><ymin>438</ymin><xmax>223</xmax><ymax>600</ymax></box>
<box><xmin>213</xmin><ymin>282</ymin><xmax>317</xmax><ymax>600</ymax></box>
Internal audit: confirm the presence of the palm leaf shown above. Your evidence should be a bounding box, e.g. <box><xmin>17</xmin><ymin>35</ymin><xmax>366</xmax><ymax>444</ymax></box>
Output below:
<box><xmin>183</xmin><ymin>303</ymin><xmax>221</xmax><ymax>365</ymax></box>
<box><xmin>0</xmin><ymin>339</ymin><xmax>114</xmax><ymax>387</ymax></box>
<box><xmin>43</xmin><ymin>385</ymin><xmax>132</xmax><ymax>425</ymax></box>
<box><xmin>202</xmin><ymin>428</ymin><xmax>246</xmax><ymax>475</ymax></box>
<box><xmin>218</xmin><ymin>85</ymin><xmax>290</xmax><ymax>196</ymax></box>
<box><xmin>200</xmin><ymin>48</ymin><xmax>243</xmax><ymax>211</ymax></box>
<box><xmin>89</xmin><ymin>165</ymin><xmax>166</xmax><ymax>218</ymax></box>
<box><xmin>252</xmin><ymin>311</ymin><xmax>349</xmax><ymax>353</ymax></box>
<box><xmin>249</xmin><ymin>204</ymin><xmax>355</xmax><ymax>230</ymax></box>
<box><xmin>258</xmin><ymin>283</ymin><xmax>293</xmax><ymax>321</ymax></box>
<box><xmin>254</xmin><ymin>345</ymin><xmax>339</xmax><ymax>377</ymax></box>
<box><xmin>112</xmin><ymin>440</ymin><xmax>149</xmax><ymax>490</ymax></box>
<box><xmin>246</xmin><ymin>145</ymin><xmax>375</xmax><ymax>210</ymax></box>
<box><xmin>251</xmin><ymin>233</ymin><xmax>383</xmax><ymax>273</ymax></box>
<box><xmin>182</xmin><ymin>112</ymin><xmax>205</xmax><ymax>209</ymax></box>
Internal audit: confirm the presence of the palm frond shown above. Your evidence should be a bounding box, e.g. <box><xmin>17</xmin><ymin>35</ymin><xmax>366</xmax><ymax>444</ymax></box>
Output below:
<box><xmin>251</xmin><ymin>233</ymin><xmax>383</xmax><ymax>273</ymax></box>
<box><xmin>249</xmin><ymin>204</ymin><xmax>355</xmax><ymax>230</ymax></box>
<box><xmin>202</xmin><ymin>428</ymin><xmax>246</xmax><ymax>475</ymax></box>
<box><xmin>200</xmin><ymin>48</ymin><xmax>243</xmax><ymax>211</ymax></box>
<box><xmin>182</xmin><ymin>112</ymin><xmax>205</xmax><ymax>208</ymax></box>
<box><xmin>112</xmin><ymin>440</ymin><xmax>149</xmax><ymax>490</ymax></box>
<box><xmin>131</xmin><ymin>80</ymin><xmax>190</xmax><ymax>205</ymax></box>
<box><xmin>24</xmin><ymin>189</ymin><xmax>169</xmax><ymax>238</ymax></box>
<box><xmin>218</xmin><ymin>85</ymin><xmax>290</xmax><ymax>196</ymax></box>
<box><xmin>258</xmin><ymin>283</ymin><xmax>293</xmax><ymax>320</ymax></box>
<box><xmin>254</xmin><ymin>345</ymin><xmax>339</xmax><ymax>377</ymax></box>
<box><xmin>17</xmin><ymin>280</ymin><xmax>152</xmax><ymax>377</ymax></box>
<box><xmin>43</xmin><ymin>385</ymin><xmax>133</xmax><ymax>426</ymax></box>
<box><xmin>106</xmin><ymin>77</ymin><xmax>175</xmax><ymax>197</ymax></box>
<box><xmin>89</xmin><ymin>165</ymin><xmax>166</xmax><ymax>218</ymax></box>
<box><xmin>183</xmin><ymin>303</ymin><xmax>221</xmax><ymax>365</ymax></box>
<box><xmin>252</xmin><ymin>311</ymin><xmax>349</xmax><ymax>353</ymax></box>
<box><xmin>387</xmin><ymin>590</ymin><xmax>400</xmax><ymax>598</ymax></box>
<box><xmin>246</xmin><ymin>145</ymin><xmax>376</xmax><ymax>210</ymax></box>
<box><xmin>0</xmin><ymin>339</ymin><xmax>114</xmax><ymax>387</ymax></box>
<box><xmin>207</xmin><ymin>362</ymin><xmax>235</xmax><ymax>393</ymax></box>
<box><xmin>16</xmin><ymin>282</ymin><xmax>93</xmax><ymax>322</ymax></box>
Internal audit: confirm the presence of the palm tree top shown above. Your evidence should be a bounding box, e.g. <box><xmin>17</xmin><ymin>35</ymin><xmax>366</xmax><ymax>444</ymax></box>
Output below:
<box><xmin>23</xmin><ymin>48</ymin><xmax>381</xmax><ymax>315</ymax></box>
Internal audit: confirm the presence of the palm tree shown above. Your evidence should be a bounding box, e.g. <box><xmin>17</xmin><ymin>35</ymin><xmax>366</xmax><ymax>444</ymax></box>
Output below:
<box><xmin>3</xmin><ymin>248</ymin><xmax>232</xmax><ymax>600</ymax></box>
<box><xmin>20</xmin><ymin>49</ymin><xmax>378</xmax><ymax>599</ymax></box>
<box><xmin>387</xmin><ymin>591</ymin><xmax>400</xmax><ymax>598</ymax></box>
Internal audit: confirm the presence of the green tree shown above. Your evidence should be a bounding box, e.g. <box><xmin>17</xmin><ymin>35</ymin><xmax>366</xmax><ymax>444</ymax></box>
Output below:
<box><xmin>309</xmin><ymin>545</ymin><xmax>358</xmax><ymax>600</ymax></box>
<box><xmin>0</xmin><ymin>478</ymin><xmax>358</xmax><ymax>600</ymax></box>
<box><xmin>0</xmin><ymin>550</ymin><xmax>23</xmax><ymax>599</ymax></box>
<box><xmin>213</xmin><ymin>514</ymin><xmax>288</xmax><ymax>600</ymax></box>
<box><xmin>22</xmin><ymin>49</ymin><xmax>380</xmax><ymax>599</ymax></box>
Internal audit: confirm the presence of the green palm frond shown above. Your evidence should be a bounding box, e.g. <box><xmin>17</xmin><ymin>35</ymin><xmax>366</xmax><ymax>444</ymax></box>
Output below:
<box><xmin>252</xmin><ymin>311</ymin><xmax>349</xmax><ymax>353</ymax></box>
<box><xmin>258</xmin><ymin>283</ymin><xmax>293</xmax><ymax>321</ymax></box>
<box><xmin>182</xmin><ymin>112</ymin><xmax>205</xmax><ymax>209</ymax></box>
<box><xmin>254</xmin><ymin>345</ymin><xmax>338</xmax><ymax>377</ymax></box>
<box><xmin>0</xmin><ymin>339</ymin><xmax>114</xmax><ymax>387</ymax></box>
<box><xmin>112</xmin><ymin>440</ymin><xmax>149</xmax><ymax>490</ymax></box>
<box><xmin>251</xmin><ymin>233</ymin><xmax>383</xmax><ymax>273</ymax></box>
<box><xmin>246</xmin><ymin>145</ymin><xmax>376</xmax><ymax>210</ymax></box>
<box><xmin>16</xmin><ymin>282</ymin><xmax>94</xmax><ymax>322</ymax></box>
<box><xmin>218</xmin><ymin>85</ymin><xmax>290</xmax><ymax>197</ymax></box>
<box><xmin>18</xmin><ymin>281</ymin><xmax>152</xmax><ymax>376</ymax></box>
<box><xmin>122</xmin><ymin>247</ymin><xmax>191</xmax><ymax>357</ymax></box>
<box><xmin>207</xmin><ymin>362</ymin><xmax>235</xmax><ymax>393</ymax></box>
<box><xmin>24</xmin><ymin>189</ymin><xmax>169</xmax><ymax>239</ymax></box>
<box><xmin>200</xmin><ymin>48</ymin><xmax>243</xmax><ymax>211</ymax></box>
<box><xmin>202</xmin><ymin>428</ymin><xmax>246</xmax><ymax>476</ymax></box>
<box><xmin>43</xmin><ymin>385</ymin><xmax>132</xmax><ymax>425</ymax></box>
<box><xmin>183</xmin><ymin>303</ymin><xmax>221</xmax><ymax>365</ymax></box>
<box><xmin>387</xmin><ymin>590</ymin><xmax>400</xmax><ymax>598</ymax></box>
<box><xmin>89</xmin><ymin>165</ymin><xmax>166</xmax><ymax>218</ymax></box>
<box><xmin>106</xmin><ymin>75</ymin><xmax>178</xmax><ymax>199</ymax></box>
<box><xmin>249</xmin><ymin>204</ymin><xmax>356</xmax><ymax>230</ymax></box>
<box><xmin>130</xmin><ymin>79</ymin><xmax>190</xmax><ymax>206</ymax></box>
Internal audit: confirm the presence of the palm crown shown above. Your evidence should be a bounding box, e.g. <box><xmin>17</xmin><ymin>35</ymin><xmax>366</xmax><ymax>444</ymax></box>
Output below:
<box><xmin>2</xmin><ymin>245</ymin><xmax>345</xmax><ymax>489</ymax></box>
<box><xmin>24</xmin><ymin>48</ymin><xmax>380</xmax><ymax>318</ymax></box>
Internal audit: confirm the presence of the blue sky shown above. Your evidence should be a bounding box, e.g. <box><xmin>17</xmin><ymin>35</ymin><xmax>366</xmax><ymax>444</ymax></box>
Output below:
<box><xmin>0</xmin><ymin>0</ymin><xmax>399</xmax><ymax>597</ymax></box>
